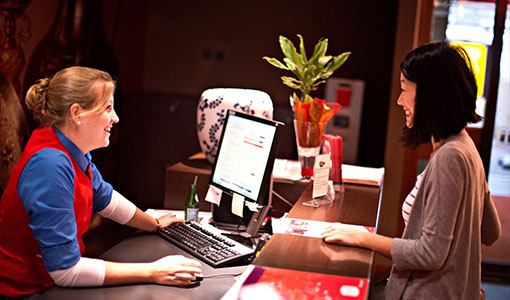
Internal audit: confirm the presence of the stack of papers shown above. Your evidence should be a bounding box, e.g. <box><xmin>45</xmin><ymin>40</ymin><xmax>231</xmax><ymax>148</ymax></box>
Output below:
<box><xmin>272</xmin><ymin>159</ymin><xmax>303</xmax><ymax>182</ymax></box>
<box><xmin>341</xmin><ymin>164</ymin><xmax>384</xmax><ymax>187</ymax></box>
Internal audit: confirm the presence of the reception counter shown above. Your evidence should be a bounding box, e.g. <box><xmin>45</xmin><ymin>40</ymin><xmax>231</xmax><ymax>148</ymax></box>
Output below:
<box><xmin>31</xmin><ymin>158</ymin><xmax>383</xmax><ymax>299</ymax></box>
<box><xmin>253</xmin><ymin>183</ymin><xmax>382</xmax><ymax>280</ymax></box>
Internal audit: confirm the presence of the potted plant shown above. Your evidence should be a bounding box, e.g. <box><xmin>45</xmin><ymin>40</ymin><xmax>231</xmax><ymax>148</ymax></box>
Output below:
<box><xmin>263</xmin><ymin>34</ymin><xmax>350</xmax><ymax>178</ymax></box>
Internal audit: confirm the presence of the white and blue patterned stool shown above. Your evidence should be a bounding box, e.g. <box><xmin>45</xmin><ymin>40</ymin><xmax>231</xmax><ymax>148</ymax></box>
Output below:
<box><xmin>196</xmin><ymin>88</ymin><xmax>273</xmax><ymax>164</ymax></box>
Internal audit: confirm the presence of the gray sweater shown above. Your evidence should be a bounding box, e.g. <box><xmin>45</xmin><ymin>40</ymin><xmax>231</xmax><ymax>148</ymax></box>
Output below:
<box><xmin>385</xmin><ymin>129</ymin><xmax>501</xmax><ymax>299</ymax></box>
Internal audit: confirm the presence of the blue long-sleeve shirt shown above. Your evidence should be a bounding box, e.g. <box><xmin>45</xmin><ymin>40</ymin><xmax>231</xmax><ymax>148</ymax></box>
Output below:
<box><xmin>17</xmin><ymin>128</ymin><xmax>112</xmax><ymax>272</ymax></box>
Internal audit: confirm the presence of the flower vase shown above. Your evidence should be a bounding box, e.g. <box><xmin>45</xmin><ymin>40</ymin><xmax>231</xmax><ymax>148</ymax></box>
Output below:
<box><xmin>293</xmin><ymin>119</ymin><xmax>328</xmax><ymax>179</ymax></box>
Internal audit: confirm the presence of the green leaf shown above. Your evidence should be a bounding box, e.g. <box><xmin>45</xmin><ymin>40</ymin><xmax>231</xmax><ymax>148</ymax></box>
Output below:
<box><xmin>310</xmin><ymin>61</ymin><xmax>325</xmax><ymax>80</ymax></box>
<box><xmin>292</xmin><ymin>92</ymin><xmax>301</xmax><ymax>103</ymax></box>
<box><xmin>279</xmin><ymin>35</ymin><xmax>302</xmax><ymax>67</ymax></box>
<box><xmin>302</xmin><ymin>94</ymin><xmax>314</xmax><ymax>104</ymax></box>
<box><xmin>312</xmin><ymin>79</ymin><xmax>327</xmax><ymax>89</ymax></box>
<box><xmin>262</xmin><ymin>57</ymin><xmax>288</xmax><ymax>70</ymax></box>
<box><xmin>320</xmin><ymin>70</ymin><xmax>335</xmax><ymax>79</ymax></box>
<box><xmin>265</xmin><ymin>35</ymin><xmax>351</xmax><ymax>103</ymax></box>
<box><xmin>302</xmin><ymin>65</ymin><xmax>316</xmax><ymax>93</ymax></box>
<box><xmin>281</xmin><ymin>76</ymin><xmax>301</xmax><ymax>84</ymax></box>
<box><xmin>297</xmin><ymin>34</ymin><xmax>308</xmax><ymax>64</ymax></box>
<box><xmin>303</xmin><ymin>65</ymin><xmax>316</xmax><ymax>81</ymax></box>
<box><xmin>318</xmin><ymin>57</ymin><xmax>335</xmax><ymax>79</ymax></box>
<box><xmin>282</xmin><ymin>76</ymin><xmax>301</xmax><ymax>90</ymax></box>
<box><xmin>309</xmin><ymin>38</ymin><xmax>328</xmax><ymax>66</ymax></box>
<box><xmin>318</xmin><ymin>56</ymin><xmax>333</xmax><ymax>67</ymax></box>
<box><xmin>283</xmin><ymin>82</ymin><xmax>301</xmax><ymax>90</ymax></box>
<box><xmin>283</xmin><ymin>58</ymin><xmax>303</xmax><ymax>79</ymax></box>
<box><xmin>322</xmin><ymin>52</ymin><xmax>351</xmax><ymax>75</ymax></box>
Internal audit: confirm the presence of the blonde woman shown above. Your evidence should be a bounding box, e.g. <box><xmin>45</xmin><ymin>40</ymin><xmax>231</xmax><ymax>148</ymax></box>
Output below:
<box><xmin>0</xmin><ymin>66</ymin><xmax>201</xmax><ymax>298</ymax></box>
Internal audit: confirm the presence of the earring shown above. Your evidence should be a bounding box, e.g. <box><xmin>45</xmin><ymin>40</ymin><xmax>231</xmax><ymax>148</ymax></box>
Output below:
<box><xmin>77</xmin><ymin>121</ymin><xmax>81</xmax><ymax>126</ymax></box>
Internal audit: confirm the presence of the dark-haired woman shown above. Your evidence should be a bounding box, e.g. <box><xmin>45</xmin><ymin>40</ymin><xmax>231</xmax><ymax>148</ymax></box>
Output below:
<box><xmin>0</xmin><ymin>66</ymin><xmax>201</xmax><ymax>298</ymax></box>
<box><xmin>321</xmin><ymin>42</ymin><xmax>501</xmax><ymax>299</ymax></box>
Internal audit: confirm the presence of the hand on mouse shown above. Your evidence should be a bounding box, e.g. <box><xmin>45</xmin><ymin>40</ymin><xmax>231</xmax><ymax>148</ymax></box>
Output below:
<box><xmin>149</xmin><ymin>255</ymin><xmax>202</xmax><ymax>286</ymax></box>
<box><xmin>192</xmin><ymin>273</ymin><xmax>203</xmax><ymax>282</ymax></box>
<box><xmin>174</xmin><ymin>272</ymin><xmax>203</xmax><ymax>283</ymax></box>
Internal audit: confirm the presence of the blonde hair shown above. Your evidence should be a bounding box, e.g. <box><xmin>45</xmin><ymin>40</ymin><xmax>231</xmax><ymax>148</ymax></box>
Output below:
<box><xmin>25</xmin><ymin>66</ymin><xmax>116</xmax><ymax>127</ymax></box>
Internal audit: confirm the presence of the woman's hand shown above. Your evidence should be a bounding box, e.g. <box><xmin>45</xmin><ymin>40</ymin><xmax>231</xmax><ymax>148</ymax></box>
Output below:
<box><xmin>149</xmin><ymin>255</ymin><xmax>202</xmax><ymax>286</ymax></box>
<box><xmin>321</xmin><ymin>223</ymin><xmax>365</xmax><ymax>247</ymax></box>
<box><xmin>126</xmin><ymin>209</ymin><xmax>185</xmax><ymax>233</ymax></box>
<box><xmin>157</xmin><ymin>212</ymin><xmax>185</xmax><ymax>229</ymax></box>
<box><xmin>321</xmin><ymin>223</ymin><xmax>394</xmax><ymax>259</ymax></box>
<box><xmin>104</xmin><ymin>255</ymin><xmax>202</xmax><ymax>286</ymax></box>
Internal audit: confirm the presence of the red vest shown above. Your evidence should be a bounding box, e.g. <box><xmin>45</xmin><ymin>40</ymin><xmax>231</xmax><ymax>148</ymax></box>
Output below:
<box><xmin>0</xmin><ymin>127</ymin><xmax>93</xmax><ymax>297</ymax></box>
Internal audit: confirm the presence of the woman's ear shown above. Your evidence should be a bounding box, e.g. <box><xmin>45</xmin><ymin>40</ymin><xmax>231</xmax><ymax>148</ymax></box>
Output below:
<box><xmin>69</xmin><ymin>103</ymin><xmax>82</xmax><ymax>126</ymax></box>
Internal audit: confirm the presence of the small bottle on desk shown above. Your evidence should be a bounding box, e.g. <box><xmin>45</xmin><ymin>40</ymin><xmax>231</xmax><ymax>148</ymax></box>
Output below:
<box><xmin>184</xmin><ymin>176</ymin><xmax>199</xmax><ymax>222</ymax></box>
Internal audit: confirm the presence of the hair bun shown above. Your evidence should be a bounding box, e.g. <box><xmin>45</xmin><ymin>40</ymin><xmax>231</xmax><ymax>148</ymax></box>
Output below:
<box><xmin>25</xmin><ymin>77</ymin><xmax>52</xmax><ymax>125</ymax></box>
<box><xmin>36</xmin><ymin>78</ymin><xmax>50</xmax><ymax>101</ymax></box>
<box><xmin>35</xmin><ymin>78</ymin><xmax>51</xmax><ymax>114</ymax></box>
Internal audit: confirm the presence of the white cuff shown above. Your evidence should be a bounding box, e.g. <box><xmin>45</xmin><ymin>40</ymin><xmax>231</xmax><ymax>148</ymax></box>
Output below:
<box><xmin>49</xmin><ymin>257</ymin><xmax>105</xmax><ymax>287</ymax></box>
<box><xmin>98</xmin><ymin>190</ymin><xmax>136</xmax><ymax>224</ymax></box>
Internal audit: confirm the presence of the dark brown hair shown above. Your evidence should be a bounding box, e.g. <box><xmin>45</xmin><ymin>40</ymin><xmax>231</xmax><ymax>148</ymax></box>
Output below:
<box><xmin>400</xmin><ymin>42</ymin><xmax>481</xmax><ymax>149</ymax></box>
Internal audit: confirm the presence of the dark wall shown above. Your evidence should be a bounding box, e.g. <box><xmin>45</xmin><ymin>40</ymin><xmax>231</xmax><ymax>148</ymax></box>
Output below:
<box><xmin>20</xmin><ymin>0</ymin><xmax>398</xmax><ymax>208</ymax></box>
<box><xmin>128</xmin><ymin>0</ymin><xmax>398</xmax><ymax>168</ymax></box>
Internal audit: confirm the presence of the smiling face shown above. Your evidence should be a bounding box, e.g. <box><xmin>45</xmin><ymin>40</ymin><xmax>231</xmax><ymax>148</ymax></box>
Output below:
<box><xmin>78</xmin><ymin>92</ymin><xmax>119</xmax><ymax>153</ymax></box>
<box><xmin>397</xmin><ymin>73</ymin><xmax>417</xmax><ymax>128</ymax></box>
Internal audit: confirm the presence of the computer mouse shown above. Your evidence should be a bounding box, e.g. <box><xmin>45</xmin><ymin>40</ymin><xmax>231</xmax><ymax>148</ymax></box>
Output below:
<box><xmin>192</xmin><ymin>273</ymin><xmax>203</xmax><ymax>282</ymax></box>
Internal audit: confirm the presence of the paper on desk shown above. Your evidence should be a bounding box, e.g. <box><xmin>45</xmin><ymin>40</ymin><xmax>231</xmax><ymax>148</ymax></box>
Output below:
<box><xmin>341</xmin><ymin>164</ymin><xmax>384</xmax><ymax>187</ymax></box>
<box><xmin>272</xmin><ymin>218</ymin><xmax>374</xmax><ymax>238</ymax></box>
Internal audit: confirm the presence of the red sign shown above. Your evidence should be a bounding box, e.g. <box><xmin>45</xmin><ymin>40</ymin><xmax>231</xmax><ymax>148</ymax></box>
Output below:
<box><xmin>336</xmin><ymin>86</ymin><xmax>352</xmax><ymax>108</ymax></box>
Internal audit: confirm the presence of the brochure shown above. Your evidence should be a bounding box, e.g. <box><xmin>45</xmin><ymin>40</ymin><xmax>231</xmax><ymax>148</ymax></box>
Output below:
<box><xmin>272</xmin><ymin>217</ymin><xmax>375</xmax><ymax>238</ymax></box>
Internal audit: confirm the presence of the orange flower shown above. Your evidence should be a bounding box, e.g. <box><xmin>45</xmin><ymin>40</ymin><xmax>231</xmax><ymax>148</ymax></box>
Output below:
<box><xmin>293</xmin><ymin>98</ymin><xmax>340</xmax><ymax>124</ymax></box>
<box><xmin>293</xmin><ymin>98</ymin><xmax>341</xmax><ymax>147</ymax></box>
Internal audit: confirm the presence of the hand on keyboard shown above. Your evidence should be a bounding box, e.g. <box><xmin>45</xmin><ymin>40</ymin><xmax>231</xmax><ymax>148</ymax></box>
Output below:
<box><xmin>158</xmin><ymin>212</ymin><xmax>185</xmax><ymax>228</ymax></box>
<box><xmin>149</xmin><ymin>255</ymin><xmax>202</xmax><ymax>286</ymax></box>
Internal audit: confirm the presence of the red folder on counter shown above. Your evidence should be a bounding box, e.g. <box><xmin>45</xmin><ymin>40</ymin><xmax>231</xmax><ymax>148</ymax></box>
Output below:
<box><xmin>238</xmin><ymin>265</ymin><xmax>369</xmax><ymax>300</ymax></box>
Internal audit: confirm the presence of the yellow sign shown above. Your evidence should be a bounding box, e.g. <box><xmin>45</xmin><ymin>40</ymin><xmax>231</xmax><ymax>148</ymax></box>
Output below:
<box><xmin>452</xmin><ymin>42</ymin><xmax>488</xmax><ymax>98</ymax></box>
